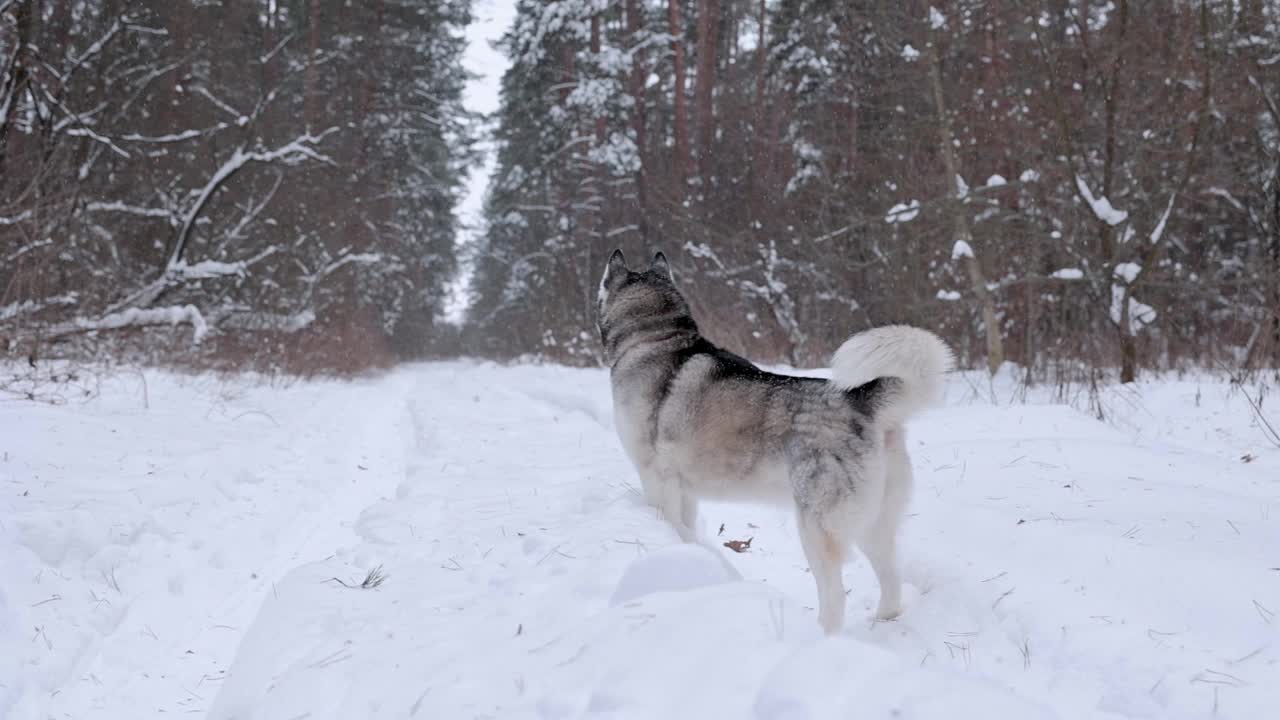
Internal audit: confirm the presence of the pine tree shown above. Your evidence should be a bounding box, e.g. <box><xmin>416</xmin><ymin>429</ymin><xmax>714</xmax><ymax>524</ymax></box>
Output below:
<box><xmin>467</xmin><ymin>0</ymin><xmax>645</xmax><ymax>361</ymax></box>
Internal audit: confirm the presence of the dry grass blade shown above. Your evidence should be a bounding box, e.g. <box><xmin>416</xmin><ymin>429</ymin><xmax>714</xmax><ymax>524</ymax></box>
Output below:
<box><xmin>1253</xmin><ymin>599</ymin><xmax>1274</xmax><ymax>625</ymax></box>
<box><xmin>327</xmin><ymin>565</ymin><xmax>388</xmax><ymax>590</ymax></box>
<box><xmin>1218</xmin><ymin>361</ymin><xmax>1280</xmax><ymax>448</ymax></box>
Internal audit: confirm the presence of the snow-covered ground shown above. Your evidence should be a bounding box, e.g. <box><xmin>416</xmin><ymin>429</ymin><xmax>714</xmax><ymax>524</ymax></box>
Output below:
<box><xmin>3</xmin><ymin>363</ymin><xmax>1278</xmax><ymax>719</ymax></box>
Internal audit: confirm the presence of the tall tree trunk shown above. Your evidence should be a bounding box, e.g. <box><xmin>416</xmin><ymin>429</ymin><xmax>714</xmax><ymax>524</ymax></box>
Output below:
<box><xmin>747</xmin><ymin>0</ymin><xmax>767</xmax><ymax>217</ymax></box>
<box><xmin>0</xmin><ymin>0</ymin><xmax>36</xmax><ymax>167</ymax></box>
<box><xmin>588</xmin><ymin>11</ymin><xmax>606</xmax><ymax>274</ymax></box>
<box><xmin>843</xmin><ymin>93</ymin><xmax>858</xmax><ymax>176</ymax></box>
<box><xmin>1025</xmin><ymin>234</ymin><xmax>1040</xmax><ymax>378</ymax></box>
<box><xmin>1237</xmin><ymin>0</ymin><xmax>1263</xmax><ymax>35</ymax></box>
<box><xmin>626</xmin><ymin>0</ymin><xmax>649</xmax><ymax>240</ymax></box>
<box><xmin>693</xmin><ymin>0</ymin><xmax>720</xmax><ymax>180</ymax></box>
<box><xmin>1048</xmin><ymin>0</ymin><xmax>1068</xmax><ymax>43</ymax></box>
<box><xmin>304</xmin><ymin>0</ymin><xmax>322</xmax><ymax>129</ymax></box>
<box><xmin>354</xmin><ymin>1</ymin><xmax>384</xmax><ymax>167</ymax></box>
<box><xmin>591</xmin><ymin>14</ymin><xmax>606</xmax><ymax>148</ymax></box>
<box><xmin>1117</xmin><ymin>300</ymin><xmax>1137</xmax><ymax>383</ymax></box>
<box><xmin>1271</xmin><ymin>155</ymin><xmax>1280</xmax><ymax>368</ymax></box>
<box><xmin>1099</xmin><ymin>0</ymin><xmax>1128</xmax><ymax>264</ymax></box>
<box><xmin>668</xmin><ymin>0</ymin><xmax>689</xmax><ymax>201</ymax></box>
<box><xmin>927</xmin><ymin>40</ymin><xmax>1004</xmax><ymax>375</ymax></box>
<box><xmin>1107</xmin><ymin>0</ymin><xmax>1136</xmax><ymax>383</ymax></box>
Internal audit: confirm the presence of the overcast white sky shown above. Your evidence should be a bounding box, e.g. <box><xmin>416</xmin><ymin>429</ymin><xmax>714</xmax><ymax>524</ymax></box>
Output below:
<box><xmin>445</xmin><ymin>0</ymin><xmax>518</xmax><ymax>323</ymax></box>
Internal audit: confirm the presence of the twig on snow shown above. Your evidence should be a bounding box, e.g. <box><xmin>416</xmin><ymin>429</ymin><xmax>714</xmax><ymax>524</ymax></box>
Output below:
<box><xmin>231</xmin><ymin>409</ymin><xmax>280</xmax><ymax>426</ymax></box>
<box><xmin>1191</xmin><ymin>669</ymin><xmax>1246</xmax><ymax>687</ymax></box>
<box><xmin>1228</xmin><ymin>646</ymin><xmax>1267</xmax><ymax>666</ymax></box>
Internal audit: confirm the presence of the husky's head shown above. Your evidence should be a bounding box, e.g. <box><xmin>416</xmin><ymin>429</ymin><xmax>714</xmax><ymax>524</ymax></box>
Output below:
<box><xmin>596</xmin><ymin>249</ymin><xmax>695</xmax><ymax>364</ymax></box>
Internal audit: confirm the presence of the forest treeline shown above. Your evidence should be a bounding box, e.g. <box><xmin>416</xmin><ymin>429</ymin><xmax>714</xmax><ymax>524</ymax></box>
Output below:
<box><xmin>3</xmin><ymin>1</ymin><xmax>1279</xmax><ymax>381</ymax></box>
<box><xmin>1</xmin><ymin>0</ymin><xmax>473</xmax><ymax>372</ymax></box>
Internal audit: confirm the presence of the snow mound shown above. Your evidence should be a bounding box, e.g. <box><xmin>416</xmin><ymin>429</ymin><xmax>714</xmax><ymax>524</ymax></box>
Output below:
<box><xmin>754</xmin><ymin>638</ymin><xmax>1059</xmax><ymax>720</ymax></box>
<box><xmin>538</xmin><ymin>581</ymin><xmax>1064</xmax><ymax>720</ymax></box>
<box><xmin>610</xmin><ymin>542</ymin><xmax>741</xmax><ymax>606</ymax></box>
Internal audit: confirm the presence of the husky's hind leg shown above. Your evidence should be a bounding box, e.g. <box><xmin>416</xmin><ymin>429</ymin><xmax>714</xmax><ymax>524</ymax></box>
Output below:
<box><xmin>796</xmin><ymin>510</ymin><xmax>847</xmax><ymax>634</ymax></box>
<box><xmin>858</xmin><ymin>430</ymin><xmax>912</xmax><ymax>620</ymax></box>
<box><xmin>860</xmin><ymin>521</ymin><xmax>903</xmax><ymax>620</ymax></box>
<box><xmin>795</xmin><ymin>449</ymin><xmax>890</xmax><ymax>631</ymax></box>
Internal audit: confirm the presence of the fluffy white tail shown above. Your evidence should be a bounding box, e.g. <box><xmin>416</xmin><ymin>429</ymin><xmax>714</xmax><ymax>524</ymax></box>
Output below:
<box><xmin>829</xmin><ymin>325</ymin><xmax>954</xmax><ymax>426</ymax></box>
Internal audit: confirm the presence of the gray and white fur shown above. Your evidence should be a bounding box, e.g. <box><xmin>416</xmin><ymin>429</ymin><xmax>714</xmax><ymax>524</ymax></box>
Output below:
<box><xmin>597</xmin><ymin>249</ymin><xmax>953</xmax><ymax>634</ymax></box>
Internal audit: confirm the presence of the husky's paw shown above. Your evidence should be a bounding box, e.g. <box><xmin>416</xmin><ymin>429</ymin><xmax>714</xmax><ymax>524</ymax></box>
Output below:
<box><xmin>874</xmin><ymin>605</ymin><xmax>902</xmax><ymax>622</ymax></box>
<box><xmin>673</xmin><ymin>521</ymin><xmax>697</xmax><ymax>543</ymax></box>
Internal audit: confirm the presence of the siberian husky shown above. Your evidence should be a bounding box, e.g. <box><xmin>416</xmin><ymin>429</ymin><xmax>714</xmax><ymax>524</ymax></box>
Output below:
<box><xmin>597</xmin><ymin>249</ymin><xmax>953</xmax><ymax>633</ymax></box>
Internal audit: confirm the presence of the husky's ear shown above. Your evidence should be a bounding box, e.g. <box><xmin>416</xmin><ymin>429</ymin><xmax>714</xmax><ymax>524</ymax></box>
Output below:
<box><xmin>599</xmin><ymin>248</ymin><xmax>628</xmax><ymax>304</ymax></box>
<box><xmin>649</xmin><ymin>251</ymin><xmax>672</xmax><ymax>281</ymax></box>
<box><xmin>606</xmin><ymin>248</ymin><xmax>627</xmax><ymax>276</ymax></box>
<box><xmin>602</xmin><ymin>248</ymin><xmax>628</xmax><ymax>284</ymax></box>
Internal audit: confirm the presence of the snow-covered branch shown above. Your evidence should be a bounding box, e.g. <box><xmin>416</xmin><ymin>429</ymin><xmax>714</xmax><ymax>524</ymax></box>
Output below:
<box><xmin>1075</xmin><ymin>175</ymin><xmax>1129</xmax><ymax>226</ymax></box>
<box><xmin>64</xmin><ymin>126</ymin><xmax>131</xmax><ymax>158</ymax></box>
<box><xmin>1148</xmin><ymin>194</ymin><xmax>1176</xmax><ymax>245</ymax></box>
<box><xmin>0</xmin><ymin>209</ymin><xmax>33</xmax><ymax>226</ymax></box>
<box><xmin>315</xmin><ymin>252</ymin><xmax>383</xmax><ymax>282</ymax></box>
<box><xmin>0</xmin><ymin>293</ymin><xmax>76</xmax><ymax>322</ymax></box>
<box><xmin>118</xmin><ymin>125</ymin><xmax>232</xmax><ymax>143</ymax></box>
<box><xmin>106</xmin><ymin>246</ymin><xmax>279</xmax><ymax>315</ymax></box>
<box><xmin>31</xmin><ymin>305</ymin><xmax>209</xmax><ymax>345</ymax></box>
<box><xmin>222</xmin><ymin>171</ymin><xmax>284</xmax><ymax>243</ymax></box>
<box><xmin>168</xmin><ymin>129</ymin><xmax>337</xmax><ymax>271</ymax></box>
<box><xmin>66</xmin><ymin>18</ymin><xmax>127</xmax><ymax>77</ymax></box>
<box><xmin>85</xmin><ymin>201</ymin><xmax>176</xmax><ymax>222</ymax></box>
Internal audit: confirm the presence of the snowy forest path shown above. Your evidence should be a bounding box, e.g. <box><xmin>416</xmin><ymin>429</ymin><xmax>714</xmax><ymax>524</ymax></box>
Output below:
<box><xmin>3</xmin><ymin>370</ymin><xmax>419</xmax><ymax>719</ymax></box>
<box><xmin>206</xmin><ymin>365</ymin><xmax>1280</xmax><ymax>719</ymax></box>
<box><xmin>6</xmin><ymin>365</ymin><xmax>1279</xmax><ymax>719</ymax></box>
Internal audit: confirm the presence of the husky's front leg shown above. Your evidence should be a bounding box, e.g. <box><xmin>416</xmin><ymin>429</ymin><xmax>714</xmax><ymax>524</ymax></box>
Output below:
<box><xmin>656</xmin><ymin>472</ymin><xmax>698</xmax><ymax>541</ymax></box>
<box><xmin>674</xmin><ymin>488</ymin><xmax>699</xmax><ymax>541</ymax></box>
<box><xmin>638</xmin><ymin>468</ymin><xmax>664</xmax><ymax>508</ymax></box>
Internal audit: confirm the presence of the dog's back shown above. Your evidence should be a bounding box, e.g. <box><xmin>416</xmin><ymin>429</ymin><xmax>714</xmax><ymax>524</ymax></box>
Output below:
<box><xmin>651</xmin><ymin>349</ymin><xmax>894</xmax><ymax>505</ymax></box>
